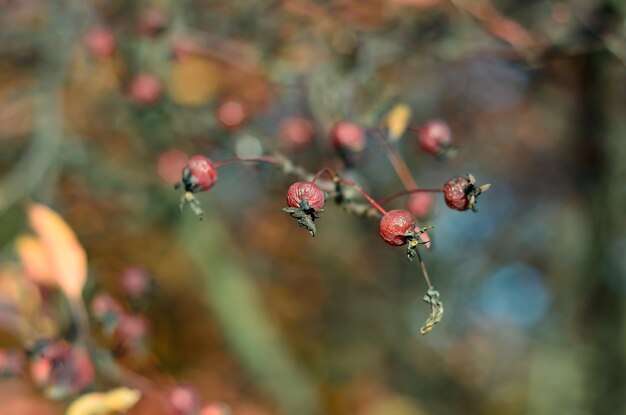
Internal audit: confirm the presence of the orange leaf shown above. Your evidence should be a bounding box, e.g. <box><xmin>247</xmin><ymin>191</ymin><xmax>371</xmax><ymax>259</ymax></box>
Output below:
<box><xmin>14</xmin><ymin>235</ymin><xmax>56</xmax><ymax>287</ymax></box>
<box><xmin>28</xmin><ymin>204</ymin><xmax>87</xmax><ymax>300</ymax></box>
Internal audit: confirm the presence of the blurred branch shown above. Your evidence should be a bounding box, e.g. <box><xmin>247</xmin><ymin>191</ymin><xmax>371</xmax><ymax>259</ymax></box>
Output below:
<box><xmin>181</xmin><ymin>213</ymin><xmax>320</xmax><ymax>415</ymax></box>
<box><xmin>0</xmin><ymin>3</ymin><xmax>71</xmax><ymax>215</ymax></box>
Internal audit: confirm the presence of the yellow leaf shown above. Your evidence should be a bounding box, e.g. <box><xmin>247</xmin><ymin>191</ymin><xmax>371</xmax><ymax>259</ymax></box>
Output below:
<box><xmin>168</xmin><ymin>56</ymin><xmax>220</xmax><ymax>106</ymax></box>
<box><xmin>15</xmin><ymin>235</ymin><xmax>56</xmax><ymax>286</ymax></box>
<box><xmin>66</xmin><ymin>392</ymin><xmax>107</xmax><ymax>415</ymax></box>
<box><xmin>102</xmin><ymin>388</ymin><xmax>141</xmax><ymax>412</ymax></box>
<box><xmin>385</xmin><ymin>103</ymin><xmax>412</xmax><ymax>142</ymax></box>
<box><xmin>28</xmin><ymin>204</ymin><xmax>87</xmax><ymax>300</ymax></box>
<box><xmin>66</xmin><ymin>388</ymin><xmax>141</xmax><ymax>415</ymax></box>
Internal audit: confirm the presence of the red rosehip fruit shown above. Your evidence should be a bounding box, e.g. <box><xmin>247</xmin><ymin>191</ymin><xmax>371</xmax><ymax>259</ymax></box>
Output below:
<box><xmin>115</xmin><ymin>314</ymin><xmax>149</xmax><ymax>354</ymax></box>
<box><xmin>283</xmin><ymin>182</ymin><xmax>325</xmax><ymax>236</ymax></box>
<box><xmin>84</xmin><ymin>27</ymin><xmax>116</xmax><ymax>58</ymax></box>
<box><xmin>91</xmin><ymin>293</ymin><xmax>123</xmax><ymax>333</ymax></box>
<box><xmin>121</xmin><ymin>267</ymin><xmax>152</xmax><ymax>299</ymax></box>
<box><xmin>330</xmin><ymin>122</ymin><xmax>365</xmax><ymax>152</ymax></box>
<box><xmin>129</xmin><ymin>73</ymin><xmax>163</xmax><ymax>106</ymax></box>
<box><xmin>379</xmin><ymin>209</ymin><xmax>416</xmax><ymax>246</ymax></box>
<box><xmin>0</xmin><ymin>349</ymin><xmax>24</xmax><ymax>377</ymax></box>
<box><xmin>168</xmin><ymin>385</ymin><xmax>201</xmax><ymax>415</ymax></box>
<box><xmin>137</xmin><ymin>8</ymin><xmax>169</xmax><ymax>37</ymax></box>
<box><xmin>216</xmin><ymin>98</ymin><xmax>248</xmax><ymax>131</ymax></box>
<box><xmin>286</xmin><ymin>182</ymin><xmax>325</xmax><ymax>212</ymax></box>
<box><xmin>443</xmin><ymin>174</ymin><xmax>491</xmax><ymax>212</ymax></box>
<box><xmin>406</xmin><ymin>192</ymin><xmax>434</xmax><ymax>220</ymax></box>
<box><xmin>29</xmin><ymin>340</ymin><xmax>95</xmax><ymax>399</ymax></box>
<box><xmin>280</xmin><ymin>116</ymin><xmax>314</xmax><ymax>150</ymax></box>
<box><xmin>417</xmin><ymin>120</ymin><xmax>454</xmax><ymax>157</ymax></box>
<box><xmin>180</xmin><ymin>156</ymin><xmax>218</xmax><ymax>193</ymax></box>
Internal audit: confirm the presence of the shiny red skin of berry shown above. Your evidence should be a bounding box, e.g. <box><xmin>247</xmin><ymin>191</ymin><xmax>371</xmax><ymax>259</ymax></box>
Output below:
<box><xmin>84</xmin><ymin>28</ymin><xmax>116</xmax><ymax>58</ymax></box>
<box><xmin>286</xmin><ymin>182</ymin><xmax>325</xmax><ymax>211</ymax></box>
<box><xmin>406</xmin><ymin>192</ymin><xmax>434</xmax><ymax>220</ymax></box>
<box><xmin>130</xmin><ymin>74</ymin><xmax>163</xmax><ymax>105</ymax></box>
<box><xmin>418</xmin><ymin>120</ymin><xmax>451</xmax><ymax>154</ymax></box>
<box><xmin>183</xmin><ymin>156</ymin><xmax>218</xmax><ymax>192</ymax></box>
<box><xmin>443</xmin><ymin>176</ymin><xmax>470</xmax><ymax>211</ymax></box>
<box><xmin>330</xmin><ymin>122</ymin><xmax>365</xmax><ymax>152</ymax></box>
<box><xmin>379</xmin><ymin>209</ymin><xmax>416</xmax><ymax>246</ymax></box>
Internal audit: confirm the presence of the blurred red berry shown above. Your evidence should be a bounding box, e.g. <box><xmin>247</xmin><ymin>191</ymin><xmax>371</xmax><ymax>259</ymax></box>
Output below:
<box><xmin>121</xmin><ymin>267</ymin><xmax>152</xmax><ymax>299</ymax></box>
<box><xmin>280</xmin><ymin>116</ymin><xmax>314</xmax><ymax>149</ymax></box>
<box><xmin>379</xmin><ymin>209</ymin><xmax>416</xmax><ymax>246</ymax></box>
<box><xmin>137</xmin><ymin>8</ymin><xmax>169</xmax><ymax>37</ymax></box>
<box><xmin>417</xmin><ymin>120</ymin><xmax>451</xmax><ymax>155</ymax></box>
<box><xmin>130</xmin><ymin>73</ymin><xmax>163</xmax><ymax>106</ymax></box>
<box><xmin>286</xmin><ymin>182</ymin><xmax>325</xmax><ymax>211</ymax></box>
<box><xmin>0</xmin><ymin>349</ymin><xmax>24</xmax><ymax>377</ymax></box>
<box><xmin>330</xmin><ymin>122</ymin><xmax>365</xmax><ymax>152</ymax></box>
<box><xmin>115</xmin><ymin>314</ymin><xmax>149</xmax><ymax>354</ymax></box>
<box><xmin>180</xmin><ymin>156</ymin><xmax>218</xmax><ymax>193</ymax></box>
<box><xmin>168</xmin><ymin>385</ymin><xmax>201</xmax><ymax>415</ymax></box>
<box><xmin>443</xmin><ymin>174</ymin><xmax>491</xmax><ymax>212</ymax></box>
<box><xmin>91</xmin><ymin>293</ymin><xmax>123</xmax><ymax>333</ymax></box>
<box><xmin>216</xmin><ymin>98</ymin><xmax>248</xmax><ymax>131</ymax></box>
<box><xmin>406</xmin><ymin>192</ymin><xmax>434</xmax><ymax>220</ymax></box>
<box><xmin>84</xmin><ymin>27</ymin><xmax>116</xmax><ymax>58</ymax></box>
<box><xmin>29</xmin><ymin>340</ymin><xmax>95</xmax><ymax>399</ymax></box>
<box><xmin>200</xmin><ymin>404</ymin><xmax>229</xmax><ymax>415</ymax></box>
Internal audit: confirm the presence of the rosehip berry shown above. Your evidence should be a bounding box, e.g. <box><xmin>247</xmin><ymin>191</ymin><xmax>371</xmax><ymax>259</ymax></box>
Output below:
<box><xmin>180</xmin><ymin>155</ymin><xmax>218</xmax><ymax>193</ymax></box>
<box><xmin>115</xmin><ymin>314</ymin><xmax>149</xmax><ymax>354</ymax></box>
<box><xmin>283</xmin><ymin>182</ymin><xmax>325</xmax><ymax>236</ymax></box>
<box><xmin>121</xmin><ymin>267</ymin><xmax>152</xmax><ymax>299</ymax></box>
<box><xmin>443</xmin><ymin>174</ymin><xmax>491</xmax><ymax>212</ymax></box>
<box><xmin>29</xmin><ymin>340</ymin><xmax>95</xmax><ymax>399</ymax></box>
<box><xmin>137</xmin><ymin>8</ymin><xmax>169</xmax><ymax>37</ymax></box>
<box><xmin>406</xmin><ymin>192</ymin><xmax>434</xmax><ymax>220</ymax></box>
<box><xmin>280</xmin><ymin>116</ymin><xmax>314</xmax><ymax>150</ymax></box>
<box><xmin>91</xmin><ymin>293</ymin><xmax>123</xmax><ymax>333</ymax></box>
<box><xmin>168</xmin><ymin>385</ymin><xmax>201</xmax><ymax>415</ymax></box>
<box><xmin>129</xmin><ymin>73</ymin><xmax>163</xmax><ymax>106</ymax></box>
<box><xmin>330</xmin><ymin>122</ymin><xmax>365</xmax><ymax>152</ymax></box>
<box><xmin>0</xmin><ymin>349</ymin><xmax>24</xmax><ymax>378</ymax></box>
<box><xmin>417</xmin><ymin>120</ymin><xmax>456</xmax><ymax>158</ymax></box>
<box><xmin>84</xmin><ymin>27</ymin><xmax>116</xmax><ymax>58</ymax></box>
<box><xmin>286</xmin><ymin>182</ymin><xmax>325</xmax><ymax>211</ymax></box>
<box><xmin>216</xmin><ymin>98</ymin><xmax>248</xmax><ymax>131</ymax></box>
<box><xmin>379</xmin><ymin>209</ymin><xmax>416</xmax><ymax>246</ymax></box>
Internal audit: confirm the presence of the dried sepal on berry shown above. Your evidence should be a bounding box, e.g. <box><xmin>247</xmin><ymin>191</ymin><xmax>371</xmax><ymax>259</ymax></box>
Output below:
<box><xmin>420</xmin><ymin>287</ymin><xmax>443</xmax><ymax>335</ymax></box>
<box><xmin>379</xmin><ymin>210</ymin><xmax>432</xmax><ymax>259</ymax></box>
<box><xmin>443</xmin><ymin>173</ymin><xmax>491</xmax><ymax>212</ymax></box>
<box><xmin>282</xmin><ymin>182</ymin><xmax>325</xmax><ymax>237</ymax></box>
<box><xmin>405</xmin><ymin>225</ymin><xmax>433</xmax><ymax>260</ymax></box>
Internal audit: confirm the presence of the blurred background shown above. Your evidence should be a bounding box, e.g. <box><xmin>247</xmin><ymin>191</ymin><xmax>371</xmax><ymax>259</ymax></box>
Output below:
<box><xmin>0</xmin><ymin>0</ymin><xmax>625</xmax><ymax>414</ymax></box>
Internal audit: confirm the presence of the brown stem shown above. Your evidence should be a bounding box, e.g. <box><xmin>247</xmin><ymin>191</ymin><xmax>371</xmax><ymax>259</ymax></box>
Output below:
<box><xmin>374</xmin><ymin>128</ymin><xmax>419</xmax><ymax>190</ymax></box>
<box><xmin>416</xmin><ymin>249</ymin><xmax>433</xmax><ymax>290</ymax></box>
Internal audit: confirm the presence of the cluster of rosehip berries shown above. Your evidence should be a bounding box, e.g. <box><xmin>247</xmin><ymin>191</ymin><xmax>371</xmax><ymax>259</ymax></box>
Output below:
<box><xmin>174</xmin><ymin>120</ymin><xmax>490</xmax><ymax>259</ymax></box>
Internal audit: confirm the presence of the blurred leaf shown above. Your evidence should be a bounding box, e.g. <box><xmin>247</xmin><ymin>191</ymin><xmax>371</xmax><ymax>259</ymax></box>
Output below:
<box><xmin>28</xmin><ymin>204</ymin><xmax>86</xmax><ymax>300</ymax></box>
<box><xmin>14</xmin><ymin>235</ymin><xmax>55</xmax><ymax>287</ymax></box>
<box><xmin>385</xmin><ymin>103</ymin><xmax>412</xmax><ymax>142</ymax></box>
<box><xmin>66</xmin><ymin>388</ymin><xmax>141</xmax><ymax>415</ymax></box>
<box><xmin>168</xmin><ymin>56</ymin><xmax>220</xmax><ymax>106</ymax></box>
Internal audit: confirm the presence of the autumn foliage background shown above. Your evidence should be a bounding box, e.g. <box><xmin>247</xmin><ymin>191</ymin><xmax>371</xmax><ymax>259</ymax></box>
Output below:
<box><xmin>1</xmin><ymin>1</ymin><xmax>626</xmax><ymax>414</ymax></box>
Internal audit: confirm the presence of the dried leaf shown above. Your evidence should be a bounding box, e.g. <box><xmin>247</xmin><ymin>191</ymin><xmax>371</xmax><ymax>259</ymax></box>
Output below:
<box><xmin>168</xmin><ymin>56</ymin><xmax>220</xmax><ymax>106</ymax></box>
<box><xmin>420</xmin><ymin>287</ymin><xmax>443</xmax><ymax>334</ymax></box>
<box><xmin>14</xmin><ymin>235</ymin><xmax>56</xmax><ymax>286</ymax></box>
<box><xmin>385</xmin><ymin>103</ymin><xmax>412</xmax><ymax>142</ymax></box>
<box><xmin>28</xmin><ymin>204</ymin><xmax>87</xmax><ymax>300</ymax></box>
<box><xmin>66</xmin><ymin>388</ymin><xmax>141</xmax><ymax>415</ymax></box>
